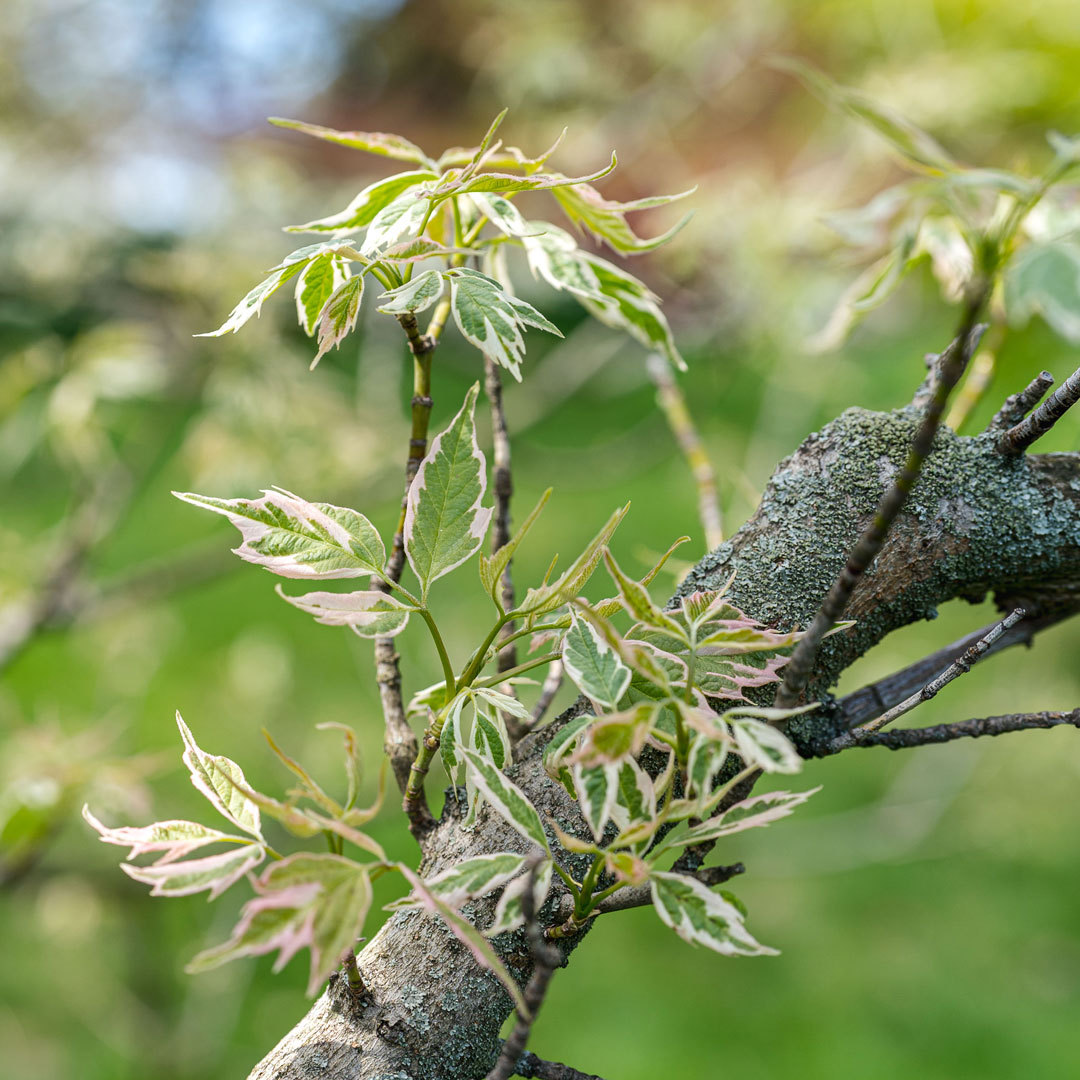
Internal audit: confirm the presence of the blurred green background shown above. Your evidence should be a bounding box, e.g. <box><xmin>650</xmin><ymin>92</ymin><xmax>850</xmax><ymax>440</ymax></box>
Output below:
<box><xmin>2</xmin><ymin>1</ymin><xmax>1080</xmax><ymax>1077</ymax></box>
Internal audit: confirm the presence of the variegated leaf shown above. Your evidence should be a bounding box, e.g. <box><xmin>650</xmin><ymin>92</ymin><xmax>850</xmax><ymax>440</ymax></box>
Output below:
<box><xmin>269</xmin><ymin>117</ymin><xmax>433</xmax><ymax>166</ymax></box>
<box><xmin>82</xmin><ymin>806</ymin><xmax>250</xmax><ymax>866</ymax></box>
<box><xmin>469</xmin><ymin>192</ymin><xmax>536</xmax><ymax>238</ymax></box>
<box><xmin>276</xmin><ymin>587</ymin><xmax>414</xmax><ymax>639</ymax></box>
<box><xmin>650</xmin><ymin>871</ymin><xmax>778</xmax><ymax>957</ymax></box>
<box><xmin>542</xmin><ymin>713</ymin><xmax>593</xmax><ymax>780</ymax></box>
<box><xmin>552</xmin><ymin>180</ymin><xmax>693</xmax><ymax>254</ymax></box>
<box><xmin>573</xmin><ymin>761</ymin><xmax>619</xmax><ymax>842</ymax></box>
<box><xmin>670</xmin><ymin>787</ymin><xmax>821</xmax><ymax>848</ymax></box>
<box><xmin>361</xmin><ymin>191</ymin><xmax>431</xmax><ymax>256</ymax></box>
<box><xmin>404</xmin><ymin>383</ymin><xmax>493</xmax><ymax>594</ymax></box>
<box><xmin>486</xmin><ymin>857</ymin><xmax>553</xmax><ymax>937</ymax></box>
<box><xmin>197</xmin><ymin>260</ymin><xmax>306</xmax><ymax>337</ymax></box>
<box><xmin>286</xmin><ymin>170</ymin><xmax>438</xmax><ymax>233</ymax></box>
<box><xmin>312</xmin><ymin>274</ymin><xmax>365</xmax><ymax>368</ymax></box>
<box><xmin>479</xmin><ymin>488</ymin><xmax>551</xmax><ymax>607</ymax></box>
<box><xmin>376</xmin><ymin>269</ymin><xmax>445</xmax><ymax>315</ymax></box>
<box><xmin>176</xmin><ymin>714</ymin><xmax>263</xmax><ymax>840</ymax></box>
<box><xmin>562</xmin><ymin>610</ymin><xmax>631</xmax><ymax>709</ymax></box>
<box><xmin>460</xmin><ymin>748</ymin><xmax>549</xmax><ymax>851</ymax></box>
<box><xmin>122</xmin><ymin>843</ymin><xmax>265</xmax><ymax>900</ymax></box>
<box><xmin>603</xmin><ymin>550</ymin><xmax>687</xmax><ymax>641</ymax></box>
<box><xmin>174</xmin><ymin>488</ymin><xmax>386</xmax><ymax>579</ymax></box>
<box><xmin>730</xmin><ymin>715</ymin><xmax>803</xmax><ymax>774</ymax></box>
<box><xmin>421</xmin><ymin>852</ymin><xmax>529</xmax><ymax>908</ymax></box>
<box><xmin>295</xmin><ymin>254</ymin><xmax>348</xmax><ymax>335</ymax></box>
<box><xmin>570</xmin><ymin>704</ymin><xmax>653</xmax><ymax>768</ymax></box>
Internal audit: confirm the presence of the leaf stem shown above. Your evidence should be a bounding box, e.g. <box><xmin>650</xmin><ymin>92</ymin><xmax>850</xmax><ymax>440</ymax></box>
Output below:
<box><xmin>418</xmin><ymin>608</ymin><xmax>457</xmax><ymax>705</ymax></box>
<box><xmin>471</xmin><ymin>652</ymin><xmax>561</xmax><ymax>689</ymax></box>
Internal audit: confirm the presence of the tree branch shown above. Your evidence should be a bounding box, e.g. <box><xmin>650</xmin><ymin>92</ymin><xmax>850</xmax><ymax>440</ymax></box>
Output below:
<box><xmin>513</xmin><ymin>1051</ymin><xmax>609</xmax><ymax>1080</ymax></box>
<box><xmin>987</xmin><ymin>369</ymin><xmax>1054</xmax><ymax>431</ymax></box>
<box><xmin>815</xmin><ymin>708</ymin><xmax>1080</xmax><ymax>755</ymax></box>
<box><xmin>999</xmin><ymin>363</ymin><xmax>1080</xmax><ymax>453</ymax></box>
<box><xmin>593</xmin><ymin>863</ymin><xmax>745</xmax><ymax>915</ymax></box>
<box><xmin>774</xmin><ymin>310</ymin><xmax>987</xmax><ymax>709</ymax></box>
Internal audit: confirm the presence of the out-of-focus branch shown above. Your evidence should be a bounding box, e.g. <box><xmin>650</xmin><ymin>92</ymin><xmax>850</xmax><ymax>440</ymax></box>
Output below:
<box><xmin>646</xmin><ymin>352</ymin><xmax>723</xmax><ymax>550</ymax></box>
<box><xmin>513</xmin><ymin>1052</ymin><xmax>609</xmax><ymax>1080</ymax></box>
<box><xmin>531</xmin><ymin>661</ymin><xmax>565</xmax><ymax>726</ymax></box>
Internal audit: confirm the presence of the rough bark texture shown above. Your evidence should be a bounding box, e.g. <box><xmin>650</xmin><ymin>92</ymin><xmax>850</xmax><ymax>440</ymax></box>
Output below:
<box><xmin>251</xmin><ymin>404</ymin><xmax>1080</xmax><ymax>1080</ymax></box>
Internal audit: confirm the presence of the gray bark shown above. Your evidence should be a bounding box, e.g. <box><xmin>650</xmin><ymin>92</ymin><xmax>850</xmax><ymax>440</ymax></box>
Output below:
<box><xmin>251</xmin><ymin>404</ymin><xmax>1080</xmax><ymax>1080</ymax></box>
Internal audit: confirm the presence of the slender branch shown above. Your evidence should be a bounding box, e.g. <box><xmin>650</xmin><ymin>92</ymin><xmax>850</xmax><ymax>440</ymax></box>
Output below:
<box><xmin>646</xmin><ymin>352</ymin><xmax>723</xmax><ymax>549</ymax></box>
<box><xmin>987</xmin><ymin>369</ymin><xmax>1054</xmax><ymax>431</ymax></box>
<box><xmin>835</xmin><ymin>608</ymin><xmax>1071</xmax><ymax>731</ymax></box>
<box><xmin>531</xmin><ymin>661</ymin><xmax>565</xmax><ymax>726</ymax></box>
<box><xmin>945</xmin><ymin>329</ymin><xmax>998</xmax><ymax>433</ymax></box>
<box><xmin>827</xmin><ymin>607</ymin><xmax>1026</xmax><ymax>752</ymax></box>
<box><xmin>376</xmin><ymin>313</ymin><xmax>438</xmax><ymax>833</ymax></box>
<box><xmin>486</xmin><ymin>858</ymin><xmax>563</xmax><ymax>1080</ymax></box>
<box><xmin>817</xmin><ymin>707</ymin><xmax>1080</xmax><ymax>755</ymax></box>
<box><xmin>999</xmin><ymin>363</ymin><xmax>1080</xmax><ymax>453</ymax></box>
<box><xmin>774</xmin><ymin>305</ymin><xmax>988</xmax><ymax>709</ymax></box>
<box><xmin>512</xmin><ymin>1052</ymin><xmax>609</xmax><ymax>1080</ymax></box>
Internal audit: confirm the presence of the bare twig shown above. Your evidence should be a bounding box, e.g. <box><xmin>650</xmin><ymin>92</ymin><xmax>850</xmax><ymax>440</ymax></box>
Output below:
<box><xmin>486</xmin><ymin>858</ymin><xmax>563</xmax><ymax>1080</ymax></box>
<box><xmin>530</xmin><ymin>661</ymin><xmax>565</xmax><ymax>726</ymax></box>
<box><xmin>987</xmin><ymin>369</ymin><xmax>1055</xmax><ymax>431</ymax></box>
<box><xmin>827</xmin><ymin>608</ymin><xmax>1026</xmax><ymax>752</ymax></box>
<box><xmin>646</xmin><ymin>352</ymin><xmax>723</xmax><ymax>550</ymax></box>
<box><xmin>835</xmin><ymin>608</ymin><xmax>1072</xmax><ymax>730</ymax></box>
<box><xmin>376</xmin><ymin>313</ymin><xmax>437</xmax><ymax>833</ymax></box>
<box><xmin>817</xmin><ymin>707</ymin><xmax>1080</xmax><ymax>755</ymax></box>
<box><xmin>999</xmin><ymin>363</ymin><xmax>1080</xmax><ymax>453</ymax></box>
<box><xmin>513</xmin><ymin>1051</ymin><xmax>609</xmax><ymax>1080</ymax></box>
<box><xmin>774</xmin><ymin>307</ymin><xmax>988</xmax><ymax>709</ymax></box>
<box><xmin>945</xmin><ymin>329</ymin><xmax>998</xmax><ymax>433</ymax></box>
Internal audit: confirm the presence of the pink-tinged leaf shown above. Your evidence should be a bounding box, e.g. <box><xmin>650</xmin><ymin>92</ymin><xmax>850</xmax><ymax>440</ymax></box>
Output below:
<box><xmin>568</xmin><ymin>704</ymin><xmax>653</xmax><ymax>768</ymax></box>
<box><xmin>268</xmin><ymin>117</ymin><xmax>432</xmax><ymax>166</ymax></box>
<box><xmin>121</xmin><ymin>842</ymin><xmax>265</xmax><ymax>900</ymax></box>
<box><xmin>650</xmin><ymin>872</ymin><xmax>778</xmax><ymax>957</ymax></box>
<box><xmin>605</xmin><ymin>850</ymin><xmax>649</xmax><ymax>887</ymax></box>
<box><xmin>175</xmin><ymin>714</ymin><xmax>263</xmax><ymax>840</ymax></box>
<box><xmin>486</xmin><ymin>858</ymin><xmax>553</xmax><ymax>938</ymax></box>
<box><xmin>82</xmin><ymin>806</ymin><xmax>248</xmax><ymax>866</ymax></box>
<box><xmin>188</xmin><ymin>853</ymin><xmax>374</xmax><ymax>997</ymax></box>
<box><xmin>670</xmin><ymin>787</ymin><xmax>822</xmax><ymax>849</ymax></box>
<box><xmin>552</xmin><ymin>180</ymin><xmax>694</xmax><ymax>255</ymax></box>
<box><xmin>398</xmin><ymin>864</ymin><xmax>529</xmax><ymax>1017</ymax></box>
<box><xmin>404</xmin><ymin>383</ymin><xmax>493</xmax><ymax>594</ymax></box>
<box><xmin>729</xmin><ymin>715</ymin><xmax>803</xmax><ymax>775</ymax></box>
<box><xmin>275</xmin><ymin>586</ymin><xmax>414</xmax><ymax>639</ymax></box>
<box><xmin>418</xmin><ymin>852</ymin><xmax>529</xmax><ymax>908</ymax></box>
<box><xmin>174</xmin><ymin>487</ymin><xmax>385</xmax><ymax>578</ymax></box>
<box><xmin>312</xmin><ymin>274</ymin><xmax>365</xmax><ymax>369</ymax></box>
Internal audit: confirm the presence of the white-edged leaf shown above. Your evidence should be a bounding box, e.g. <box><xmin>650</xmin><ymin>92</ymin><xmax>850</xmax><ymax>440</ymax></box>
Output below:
<box><xmin>397</xmin><ymin>864</ymin><xmax>530</xmax><ymax>1017</ymax></box>
<box><xmin>174</xmin><ymin>487</ymin><xmax>386</xmax><ymax>578</ymax></box>
<box><xmin>286</xmin><ymin>170</ymin><xmax>438</xmax><ymax>233</ymax></box>
<box><xmin>730</xmin><ymin>716</ymin><xmax>803</xmax><ymax>774</ymax></box>
<box><xmin>460</xmin><ymin>748</ymin><xmax>549</xmax><ymax>851</ymax></box>
<box><xmin>562</xmin><ymin>610</ymin><xmax>632</xmax><ymax>709</ymax></box>
<box><xmin>269</xmin><ymin>117</ymin><xmax>432</xmax><ymax>165</ymax></box>
<box><xmin>404</xmin><ymin>383</ymin><xmax>493</xmax><ymax>594</ymax></box>
<box><xmin>122</xmin><ymin>843</ymin><xmax>265</xmax><ymax>900</ymax></box>
<box><xmin>312</xmin><ymin>274</ymin><xmax>365</xmax><ymax>368</ymax></box>
<box><xmin>572</xmin><ymin>761</ymin><xmax>619</xmax><ymax>842</ymax></box>
<box><xmin>569</xmin><ymin>703</ymin><xmax>653</xmax><ymax>768</ymax></box>
<box><xmin>670</xmin><ymin>787</ymin><xmax>821</xmax><ymax>848</ymax></box>
<box><xmin>422</xmin><ymin>852</ymin><xmax>529</xmax><ymax>907</ymax></box>
<box><xmin>295</xmin><ymin>255</ymin><xmax>348</xmax><ymax>334</ymax></box>
<box><xmin>361</xmin><ymin>191</ymin><xmax>431</xmax><ymax>256</ymax></box>
<box><xmin>551</xmin><ymin>180</ymin><xmax>693</xmax><ymax>254</ymax></box>
<box><xmin>472</xmin><ymin>686</ymin><xmax>533</xmax><ymax>722</ymax></box>
<box><xmin>82</xmin><ymin>806</ymin><xmax>250</xmax><ymax>866</ymax></box>
<box><xmin>446</xmin><ymin>267</ymin><xmax>562</xmax><ymax>381</ymax></box>
<box><xmin>176</xmin><ymin>713</ymin><xmax>263</xmax><ymax>840</ymax></box>
<box><xmin>649</xmin><ymin>871</ymin><xmax>777</xmax><ymax>956</ymax></box>
<box><xmin>469</xmin><ymin>192</ymin><xmax>537</xmax><ymax>238</ymax></box>
<box><xmin>276</xmin><ymin>586</ymin><xmax>413</xmax><ymax>638</ymax></box>
<box><xmin>486</xmin><ymin>858</ymin><xmax>553</xmax><ymax>937</ymax></box>
<box><xmin>188</xmin><ymin>853</ymin><xmax>373</xmax><ymax>997</ymax></box>
<box><xmin>377</xmin><ymin>269</ymin><xmax>445</xmax><ymax>315</ymax></box>
<box><xmin>542</xmin><ymin>713</ymin><xmax>593</xmax><ymax>779</ymax></box>
<box><xmin>197</xmin><ymin>261</ymin><xmax>306</xmax><ymax>337</ymax></box>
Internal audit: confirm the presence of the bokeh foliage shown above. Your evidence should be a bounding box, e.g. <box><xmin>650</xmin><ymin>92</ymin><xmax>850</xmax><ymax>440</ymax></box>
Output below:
<box><xmin>2</xmin><ymin>1</ymin><xmax>1080</xmax><ymax>1077</ymax></box>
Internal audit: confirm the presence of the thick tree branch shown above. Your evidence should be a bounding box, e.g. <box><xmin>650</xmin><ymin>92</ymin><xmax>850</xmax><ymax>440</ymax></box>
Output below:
<box><xmin>513</xmin><ymin>1051</ymin><xmax>609</xmax><ymax>1080</ymax></box>
<box><xmin>815</xmin><ymin>708</ymin><xmax>1080</xmax><ymax>755</ymax></box>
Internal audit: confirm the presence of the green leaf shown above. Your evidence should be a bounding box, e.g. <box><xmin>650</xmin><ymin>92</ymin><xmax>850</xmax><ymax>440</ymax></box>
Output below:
<box><xmin>573</xmin><ymin>762</ymin><xmax>619</xmax><ymax>842</ymax></box>
<box><xmin>542</xmin><ymin>713</ymin><xmax>593</xmax><ymax>780</ymax></box>
<box><xmin>361</xmin><ymin>191</ymin><xmax>431</xmax><ymax>256</ymax></box>
<box><xmin>486</xmin><ymin>858</ymin><xmax>553</xmax><ymax>938</ymax></box>
<box><xmin>120</xmin><ymin>843</ymin><xmax>266</xmax><ymax>900</ymax></box>
<box><xmin>421</xmin><ymin>852</ymin><xmax>529</xmax><ymax>907</ymax></box>
<box><xmin>446</xmin><ymin>267</ymin><xmax>562</xmax><ymax>381</ymax></box>
<box><xmin>669</xmin><ymin>787</ymin><xmax>820</xmax><ymax>848</ymax></box>
<box><xmin>522</xmin><ymin>223</ymin><xmax>607</xmax><ymax>301</ymax></box>
<box><xmin>603</xmin><ymin>550</ymin><xmax>687</xmax><ymax>640</ymax></box>
<box><xmin>269</xmin><ymin>117</ymin><xmax>432</xmax><ymax>166</ymax></box>
<box><xmin>377</xmin><ymin>269</ymin><xmax>446</xmax><ymax>315</ymax></box>
<box><xmin>615</xmin><ymin>758</ymin><xmax>655</xmax><ymax>827</ymax></box>
<box><xmin>175</xmin><ymin>713</ymin><xmax>263</xmax><ymax>840</ymax></box>
<box><xmin>82</xmin><ymin>806</ymin><xmax>252</xmax><ymax>865</ymax></box>
<box><xmin>649</xmin><ymin>871</ymin><xmax>777</xmax><ymax>956</ymax></box>
<box><xmin>268</xmin><ymin>239</ymin><xmax>365</xmax><ymax>271</ymax></box>
<box><xmin>286</xmin><ymin>170</ymin><xmax>439</xmax><ymax>233</ymax></box>
<box><xmin>479</xmin><ymin>488</ymin><xmax>552</xmax><ymax>607</ymax></box>
<box><xmin>562</xmin><ymin>611</ymin><xmax>631</xmax><ymax>709</ymax></box>
<box><xmin>276</xmin><ymin>586</ymin><xmax>414</xmax><ymax>639</ymax></box>
<box><xmin>295</xmin><ymin>255</ymin><xmax>348</xmax><ymax>335</ymax></box>
<box><xmin>551</xmin><ymin>179</ymin><xmax>693</xmax><ymax>254</ymax></box>
<box><xmin>404</xmin><ymin>383</ymin><xmax>493</xmax><ymax>594</ymax></box>
<box><xmin>312</xmin><ymin>274</ymin><xmax>365</xmax><ymax>368</ymax></box>
<box><xmin>174</xmin><ymin>487</ymin><xmax>386</xmax><ymax>579</ymax></box>
<box><xmin>188</xmin><ymin>853</ymin><xmax>374</xmax><ymax>997</ymax></box>
<box><xmin>437</xmin><ymin>128</ymin><xmax>566</xmax><ymax>173</ymax></box>
<box><xmin>426</xmin><ymin>155</ymin><xmax>619</xmax><ymax>202</ymax></box>
<box><xmin>196</xmin><ymin>261</ymin><xmax>306</xmax><ymax>337</ymax></box>
<box><xmin>729</xmin><ymin>715</ymin><xmax>803</xmax><ymax>774</ymax></box>
<box><xmin>469</xmin><ymin>192</ymin><xmax>537</xmax><ymax>238</ymax></box>
<box><xmin>1004</xmin><ymin>240</ymin><xmax>1080</xmax><ymax>343</ymax></box>
<box><xmin>772</xmin><ymin>57</ymin><xmax>956</xmax><ymax>175</ymax></box>
<box><xmin>261</xmin><ymin>729</ymin><xmax>340</xmax><ymax>816</ymax></box>
<box><xmin>460</xmin><ymin>748</ymin><xmax>549</xmax><ymax>851</ymax></box>
<box><xmin>570</xmin><ymin>704</ymin><xmax>654</xmax><ymax>768</ymax></box>
<box><xmin>517</xmin><ymin>504</ymin><xmax>629</xmax><ymax>621</ymax></box>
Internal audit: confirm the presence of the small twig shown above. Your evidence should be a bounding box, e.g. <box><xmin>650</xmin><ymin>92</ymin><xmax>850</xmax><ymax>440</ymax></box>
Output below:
<box><xmin>999</xmin><ymin>363</ymin><xmax>1080</xmax><ymax>453</ymax></box>
<box><xmin>341</xmin><ymin>947</ymin><xmax>369</xmax><ymax>1002</ymax></box>
<box><xmin>531</xmin><ymin>661</ymin><xmax>565</xmax><ymax>726</ymax></box>
<box><xmin>377</xmin><ymin>313</ymin><xmax>438</xmax><ymax>835</ymax></box>
<box><xmin>513</xmin><ymin>1051</ymin><xmax>609</xmax><ymax>1080</ymax></box>
<box><xmin>486</xmin><ymin>858</ymin><xmax>562</xmax><ymax>1080</ymax></box>
<box><xmin>593</xmin><ymin>863</ymin><xmax>745</xmax><ymax>915</ymax></box>
<box><xmin>774</xmin><ymin>307</ymin><xmax>988</xmax><ymax>709</ymax></box>
<box><xmin>987</xmin><ymin>370</ymin><xmax>1055</xmax><ymax>431</ymax></box>
<box><xmin>817</xmin><ymin>707</ymin><xmax>1080</xmax><ymax>755</ymax></box>
<box><xmin>827</xmin><ymin>608</ymin><xmax>1026</xmax><ymax>752</ymax></box>
<box><xmin>646</xmin><ymin>352</ymin><xmax>724</xmax><ymax>550</ymax></box>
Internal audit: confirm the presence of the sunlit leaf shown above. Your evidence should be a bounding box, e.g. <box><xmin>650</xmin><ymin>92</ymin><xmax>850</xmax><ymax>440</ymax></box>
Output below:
<box><xmin>174</xmin><ymin>488</ymin><xmax>386</xmax><ymax>579</ymax></box>
<box><xmin>82</xmin><ymin>806</ymin><xmax>250</xmax><ymax>866</ymax></box>
<box><xmin>551</xmin><ymin>180</ymin><xmax>693</xmax><ymax>254</ymax></box>
<box><xmin>376</xmin><ymin>269</ymin><xmax>446</xmax><ymax>315</ymax></box>
<box><xmin>570</xmin><ymin>704</ymin><xmax>653</xmax><ymax>768</ymax></box>
<box><xmin>197</xmin><ymin>261</ymin><xmax>306</xmax><ymax>337</ymax></box>
<box><xmin>269</xmin><ymin>117</ymin><xmax>432</xmax><ymax>166</ymax></box>
<box><xmin>295</xmin><ymin>255</ymin><xmax>348</xmax><ymax>335</ymax></box>
<box><xmin>312</xmin><ymin>274</ymin><xmax>365</xmax><ymax>368</ymax></box>
<box><xmin>404</xmin><ymin>383</ymin><xmax>493</xmax><ymax>594</ymax></box>
<box><xmin>120</xmin><ymin>843</ymin><xmax>265</xmax><ymax>900</ymax></box>
<box><xmin>361</xmin><ymin>191</ymin><xmax>432</xmax><ymax>257</ymax></box>
<box><xmin>286</xmin><ymin>170</ymin><xmax>439</xmax><ymax>234</ymax></box>
<box><xmin>276</xmin><ymin>586</ymin><xmax>414</xmax><ymax>638</ymax></box>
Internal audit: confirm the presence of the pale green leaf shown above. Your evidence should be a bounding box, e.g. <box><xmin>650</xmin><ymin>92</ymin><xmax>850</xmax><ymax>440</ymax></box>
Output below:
<box><xmin>376</xmin><ymin>269</ymin><xmax>445</xmax><ymax>315</ymax></box>
<box><xmin>1004</xmin><ymin>240</ymin><xmax>1080</xmax><ymax>343</ymax></box>
<box><xmin>82</xmin><ymin>806</ymin><xmax>251</xmax><ymax>865</ymax></box>
<box><xmin>361</xmin><ymin>191</ymin><xmax>431</xmax><ymax>256</ymax></box>
<box><xmin>486</xmin><ymin>858</ymin><xmax>553</xmax><ymax>938</ymax></box>
<box><xmin>276</xmin><ymin>586</ymin><xmax>414</xmax><ymax>639</ymax></box>
<box><xmin>561</xmin><ymin>610</ymin><xmax>631</xmax><ymax>709</ymax></box>
<box><xmin>269</xmin><ymin>117</ymin><xmax>432</xmax><ymax>166</ymax></box>
<box><xmin>295</xmin><ymin>255</ymin><xmax>348</xmax><ymax>335</ymax></box>
<box><xmin>460</xmin><ymin>748</ymin><xmax>549</xmax><ymax>851</ymax></box>
<box><xmin>285</xmin><ymin>170</ymin><xmax>438</xmax><ymax>233</ymax></box>
<box><xmin>573</xmin><ymin>761</ymin><xmax>619</xmax><ymax>842</ymax></box>
<box><xmin>479</xmin><ymin>488</ymin><xmax>552</xmax><ymax>607</ymax></box>
<box><xmin>422</xmin><ymin>852</ymin><xmax>529</xmax><ymax>908</ymax></box>
<box><xmin>730</xmin><ymin>716</ymin><xmax>803</xmax><ymax>774</ymax></box>
<box><xmin>551</xmin><ymin>179</ymin><xmax>693</xmax><ymax>254</ymax></box>
<box><xmin>196</xmin><ymin>261</ymin><xmax>306</xmax><ymax>337</ymax></box>
<box><xmin>121</xmin><ymin>843</ymin><xmax>266</xmax><ymax>900</ymax></box>
<box><xmin>669</xmin><ymin>787</ymin><xmax>821</xmax><ymax>848</ymax></box>
<box><xmin>313</xmin><ymin>274</ymin><xmax>365</xmax><ymax>368</ymax></box>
